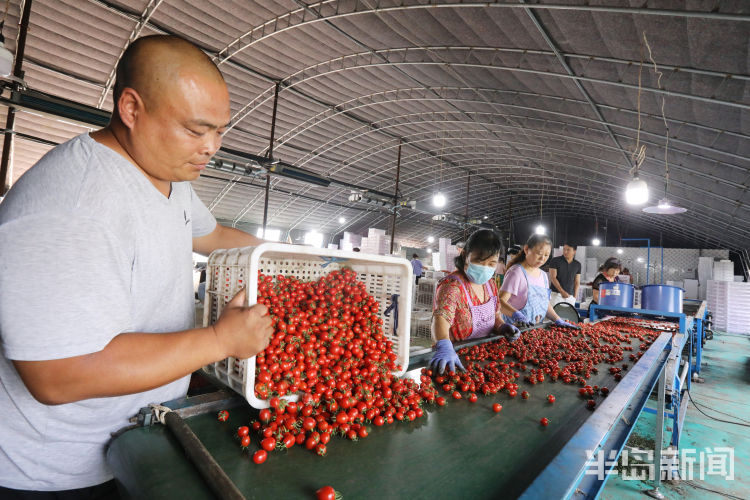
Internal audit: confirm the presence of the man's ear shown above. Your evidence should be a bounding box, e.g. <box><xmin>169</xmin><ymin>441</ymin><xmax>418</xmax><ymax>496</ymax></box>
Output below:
<box><xmin>116</xmin><ymin>88</ymin><xmax>143</xmax><ymax>130</ymax></box>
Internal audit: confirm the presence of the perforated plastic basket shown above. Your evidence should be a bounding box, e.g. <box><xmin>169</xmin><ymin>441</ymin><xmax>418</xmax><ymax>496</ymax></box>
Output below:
<box><xmin>202</xmin><ymin>243</ymin><xmax>413</xmax><ymax>408</ymax></box>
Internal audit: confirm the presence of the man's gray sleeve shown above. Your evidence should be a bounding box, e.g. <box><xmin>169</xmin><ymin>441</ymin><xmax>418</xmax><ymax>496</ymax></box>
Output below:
<box><xmin>0</xmin><ymin>214</ymin><xmax>133</xmax><ymax>361</ymax></box>
<box><xmin>190</xmin><ymin>184</ymin><xmax>216</xmax><ymax>238</ymax></box>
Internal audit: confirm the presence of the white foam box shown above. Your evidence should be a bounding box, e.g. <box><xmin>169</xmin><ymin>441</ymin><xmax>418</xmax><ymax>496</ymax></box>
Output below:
<box><xmin>343</xmin><ymin>231</ymin><xmax>362</xmax><ymax>247</ymax></box>
<box><xmin>683</xmin><ymin>279</ymin><xmax>698</xmax><ymax>300</ymax></box>
<box><xmin>202</xmin><ymin>243</ymin><xmax>412</xmax><ymax>408</ymax></box>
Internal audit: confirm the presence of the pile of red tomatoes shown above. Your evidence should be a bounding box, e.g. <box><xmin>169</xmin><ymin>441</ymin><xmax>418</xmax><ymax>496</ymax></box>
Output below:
<box><xmin>434</xmin><ymin>317</ymin><xmax>662</xmax><ymax>409</ymax></box>
<box><xmin>229</xmin><ymin>269</ymin><xmax>439</xmax><ymax>461</ymax></box>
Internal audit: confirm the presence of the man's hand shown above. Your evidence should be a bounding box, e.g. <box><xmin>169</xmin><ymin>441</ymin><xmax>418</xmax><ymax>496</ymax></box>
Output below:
<box><xmin>212</xmin><ymin>289</ymin><xmax>273</xmax><ymax>359</ymax></box>
<box><xmin>561</xmin><ymin>291</ymin><xmax>570</xmax><ymax>299</ymax></box>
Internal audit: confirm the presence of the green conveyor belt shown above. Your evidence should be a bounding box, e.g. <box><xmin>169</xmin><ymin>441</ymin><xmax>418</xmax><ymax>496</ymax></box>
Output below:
<box><xmin>107</xmin><ymin>335</ymin><xmax>652</xmax><ymax>499</ymax></box>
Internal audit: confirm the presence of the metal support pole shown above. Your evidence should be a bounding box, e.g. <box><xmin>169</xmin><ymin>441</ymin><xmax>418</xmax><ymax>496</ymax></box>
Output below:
<box><xmin>389</xmin><ymin>140</ymin><xmax>402</xmax><ymax>255</ymax></box>
<box><xmin>507</xmin><ymin>196</ymin><xmax>513</xmax><ymax>248</ymax></box>
<box><xmin>661</xmin><ymin>246</ymin><xmax>664</xmax><ymax>284</ymax></box>
<box><xmin>0</xmin><ymin>0</ymin><xmax>33</xmax><ymax>195</ymax></box>
<box><xmin>261</xmin><ymin>82</ymin><xmax>281</xmax><ymax>236</ymax></box>
<box><xmin>553</xmin><ymin>214</ymin><xmax>557</xmax><ymax>248</ymax></box>
<box><xmin>646</xmin><ymin>365</ymin><xmax>667</xmax><ymax>499</ymax></box>
<box><xmin>463</xmin><ymin>172</ymin><xmax>470</xmax><ymax>240</ymax></box>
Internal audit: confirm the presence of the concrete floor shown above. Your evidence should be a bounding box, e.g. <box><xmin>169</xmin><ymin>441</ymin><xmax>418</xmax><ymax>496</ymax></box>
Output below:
<box><xmin>600</xmin><ymin>331</ymin><xmax>750</xmax><ymax>500</ymax></box>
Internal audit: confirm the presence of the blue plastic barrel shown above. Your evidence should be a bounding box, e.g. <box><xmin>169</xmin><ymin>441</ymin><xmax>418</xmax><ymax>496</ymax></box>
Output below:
<box><xmin>641</xmin><ymin>284</ymin><xmax>684</xmax><ymax>313</ymax></box>
<box><xmin>598</xmin><ymin>282</ymin><xmax>635</xmax><ymax>308</ymax></box>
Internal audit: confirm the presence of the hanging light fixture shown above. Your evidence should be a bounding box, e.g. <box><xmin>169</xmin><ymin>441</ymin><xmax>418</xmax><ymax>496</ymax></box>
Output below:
<box><xmin>427</xmin><ymin>236</ymin><xmax>435</xmax><ymax>243</ymax></box>
<box><xmin>432</xmin><ymin>192</ymin><xmax>446</xmax><ymax>208</ymax></box>
<box><xmin>432</xmin><ymin>128</ymin><xmax>447</xmax><ymax>209</ymax></box>
<box><xmin>617</xmin><ymin>248</ymin><xmax>624</xmax><ymax>255</ymax></box>
<box><xmin>640</xmin><ymin>33</ymin><xmax>687</xmax><ymax>215</ymax></box>
<box><xmin>591</xmin><ymin>218</ymin><xmax>601</xmax><ymax>248</ymax></box>
<box><xmin>534</xmin><ymin>174</ymin><xmax>546</xmax><ymax>235</ymax></box>
<box><xmin>337</xmin><ymin>216</ymin><xmax>346</xmax><ymax>224</ymax></box>
<box><xmin>626</xmin><ymin>177</ymin><xmax>649</xmax><ymax>205</ymax></box>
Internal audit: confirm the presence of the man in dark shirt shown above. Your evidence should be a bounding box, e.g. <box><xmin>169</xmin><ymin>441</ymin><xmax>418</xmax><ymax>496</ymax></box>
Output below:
<box><xmin>548</xmin><ymin>243</ymin><xmax>582</xmax><ymax>306</ymax></box>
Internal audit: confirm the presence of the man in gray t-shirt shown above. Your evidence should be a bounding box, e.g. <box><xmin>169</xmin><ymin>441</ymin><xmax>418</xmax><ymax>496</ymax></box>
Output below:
<box><xmin>0</xmin><ymin>36</ymin><xmax>273</xmax><ymax>495</ymax></box>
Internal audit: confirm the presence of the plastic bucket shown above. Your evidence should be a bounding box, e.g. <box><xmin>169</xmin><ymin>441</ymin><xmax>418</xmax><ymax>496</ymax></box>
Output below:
<box><xmin>599</xmin><ymin>282</ymin><xmax>635</xmax><ymax>308</ymax></box>
<box><xmin>641</xmin><ymin>284</ymin><xmax>684</xmax><ymax>313</ymax></box>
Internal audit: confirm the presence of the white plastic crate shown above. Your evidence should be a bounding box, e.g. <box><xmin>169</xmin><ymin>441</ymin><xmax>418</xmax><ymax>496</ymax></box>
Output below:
<box><xmin>202</xmin><ymin>243</ymin><xmax>413</xmax><ymax>408</ymax></box>
<box><xmin>410</xmin><ymin>309</ymin><xmax>433</xmax><ymax>339</ymax></box>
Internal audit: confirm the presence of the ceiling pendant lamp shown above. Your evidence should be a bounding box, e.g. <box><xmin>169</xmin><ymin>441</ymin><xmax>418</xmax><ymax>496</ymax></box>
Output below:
<box><xmin>626</xmin><ymin>177</ymin><xmax>649</xmax><ymax>205</ymax></box>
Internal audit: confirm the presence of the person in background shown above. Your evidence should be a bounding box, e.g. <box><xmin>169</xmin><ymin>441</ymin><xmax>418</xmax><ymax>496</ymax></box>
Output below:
<box><xmin>591</xmin><ymin>257</ymin><xmax>622</xmax><ymax>306</ymax></box>
<box><xmin>494</xmin><ymin>257</ymin><xmax>506</xmax><ymax>289</ymax></box>
<box><xmin>499</xmin><ymin>234</ymin><xmax>580</xmax><ymax>330</ymax></box>
<box><xmin>411</xmin><ymin>253</ymin><xmax>423</xmax><ymax>285</ymax></box>
<box><xmin>617</xmin><ymin>267</ymin><xmax>632</xmax><ymax>284</ymax></box>
<box><xmin>0</xmin><ymin>35</ymin><xmax>273</xmax><ymax>497</ymax></box>
<box><xmin>506</xmin><ymin>244</ymin><xmax>521</xmax><ymax>265</ymax></box>
<box><xmin>548</xmin><ymin>242</ymin><xmax>581</xmax><ymax>307</ymax></box>
<box><xmin>429</xmin><ymin>230</ymin><xmax>520</xmax><ymax>373</ymax></box>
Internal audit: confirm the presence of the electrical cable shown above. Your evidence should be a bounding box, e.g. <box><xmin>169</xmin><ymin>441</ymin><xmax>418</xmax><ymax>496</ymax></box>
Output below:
<box><xmin>644</xmin><ymin>32</ymin><xmax>673</xmax><ymax>200</ymax></box>
<box><xmin>685</xmin><ymin>388</ymin><xmax>750</xmax><ymax>427</ymax></box>
<box><xmin>685</xmin><ymin>388</ymin><xmax>750</xmax><ymax>424</ymax></box>
<box><xmin>683</xmin><ymin>481</ymin><xmax>745</xmax><ymax>500</ymax></box>
<box><xmin>629</xmin><ymin>40</ymin><xmax>646</xmax><ymax>177</ymax></box>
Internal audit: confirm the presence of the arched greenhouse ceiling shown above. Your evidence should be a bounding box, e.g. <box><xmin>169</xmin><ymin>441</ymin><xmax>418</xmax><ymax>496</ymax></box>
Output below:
<box><xmin>1</xmin><ymin>0</ymin><xmax>748</xmax><ymax>251</ymax></box>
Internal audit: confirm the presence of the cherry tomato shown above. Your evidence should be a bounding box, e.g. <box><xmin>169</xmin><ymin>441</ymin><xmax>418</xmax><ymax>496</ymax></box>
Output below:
<box><xmin>492</xmin><ymin>403</ymin><xmax>502</xmax><ymax>413</ymax></box>
<box><xmin>240</xmin><ymin>435</ymin><xmax>251</xmax><ymax>448</ymax></box>
<box><xmin>335</xmin><ymin>412</ymin><xmax>349</xmax><ymax>425</ymax></box>
<box><xmin>540</xmin><ymin>418</ymin><xmax>549</xmax><ymax>426</ymax></box>
<box><xmin>237</xmin><ymin>426</ymin><xmax>250</xmax><ymax>438</ymax></box>
<box><xmin>261</xmin><ymin>437</ymin><xmax>276</xmax><ymax>452</ymax></box>
<box><xmin>305</xmin><ymin>436</ymin><xmax>318</xmax><ymax>450</ymax></box>
<box><xmin>547</xmin><ymin>394</ymin><xmax>556</xmax><ymax>404</ymax></box>
<box><xmin>217</xmin><ymin>410</ymin><xmax>229</xmax><ymax>422</ymax></box>
<box><xmin>468</xmin><ymin>393</ymin><xmax>478</xmax><ymax>403</ymax></box>
<box><xmin>317</xmin><ymin>486</ymin><xmax>336</xmax><ymax>500</ymax></box>
<box><xmin>436</xmin><ymin>397</ymin><xmax>446</xmax><ymax>406</ymax></box>
<box><xmin>302</xmin><ymin>417</ymin><xmax>316</xmax><ymax>432</ymax></box>
<box><xmin>252</xmin><ymin>449</ymin><xmax>267</xmax><ymax>464</ymax></box>
<box><xmin>281</xmin><ymin>432</ymin><xmax>296</xmax><ymax>448</ymax></box>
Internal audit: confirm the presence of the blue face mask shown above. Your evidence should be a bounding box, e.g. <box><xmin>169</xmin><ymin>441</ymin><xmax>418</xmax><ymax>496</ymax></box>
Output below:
<box><xmin>466</xmin><ymin>262</ymin><xmax>495</xmax><ymax>284</ymax></box>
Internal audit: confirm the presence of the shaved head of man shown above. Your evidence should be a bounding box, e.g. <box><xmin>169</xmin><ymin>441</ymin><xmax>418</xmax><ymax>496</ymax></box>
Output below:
<box><xmin>94</xmin><ymin>35</ymin><xmax>231</xmax><ymax>196</ymax></box>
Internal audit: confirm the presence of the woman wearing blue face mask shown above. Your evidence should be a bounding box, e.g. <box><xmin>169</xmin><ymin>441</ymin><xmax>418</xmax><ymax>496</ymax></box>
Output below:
<box><xmin>429</xmin><ymin>230</ymin><xmax>521</xmax><ymax>374</ymax></box>
<box><xmin>499</xmin><ymin>234</ymin><xmax>580</xmax><ymax>330</ymax></box>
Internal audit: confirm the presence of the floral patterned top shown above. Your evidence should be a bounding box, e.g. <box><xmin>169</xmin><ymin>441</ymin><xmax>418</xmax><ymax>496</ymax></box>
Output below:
<box><xmin>433</xmin><ymin>271</ymin><xmax>502</xmax><ymax>341</ymax></box>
